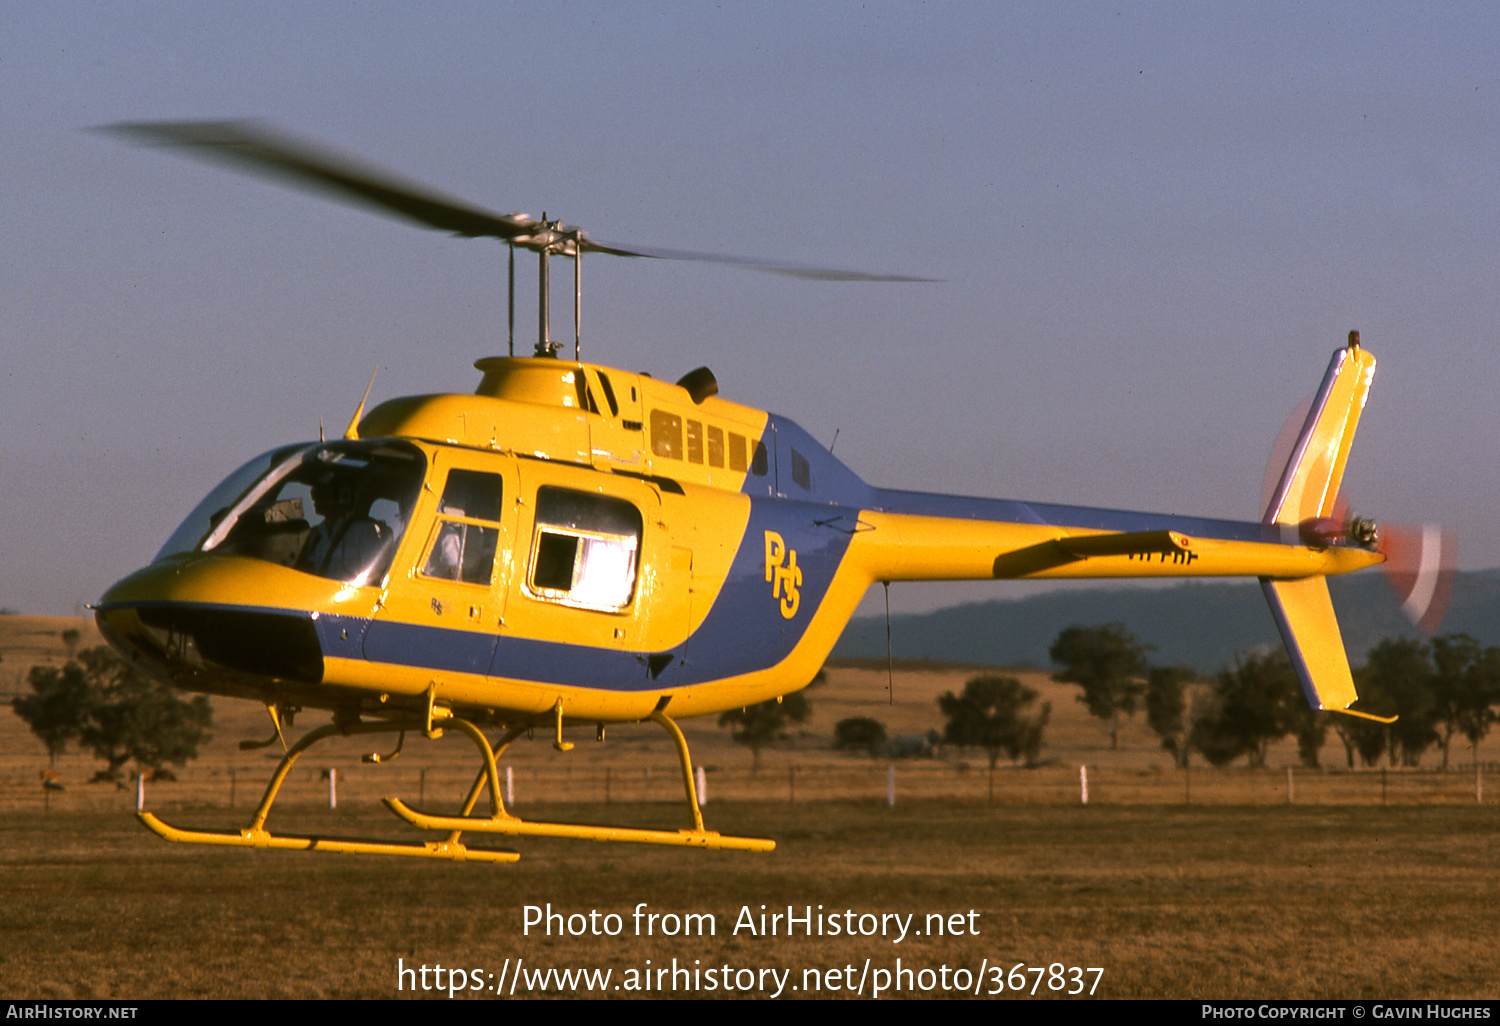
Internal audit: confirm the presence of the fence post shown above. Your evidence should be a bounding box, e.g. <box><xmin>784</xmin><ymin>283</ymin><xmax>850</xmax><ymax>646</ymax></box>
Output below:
<box><xmin>505</xmin><ymin>765</ymin><xmax>514</xmax><ymax>806</ymax></box>
<box><xmin>1079</xmin><ymin>765</ymin><xmax>1089</xmax><ymax>805</ymax></box>
<box><xmin>1477</xmin><ymin>763</ymin><xmax>1483</xmax><ymax>804</ymax></box>
<box><xmin>696</xmin><ymin>765</ymin><xmax>708</xmax><ymax>806</ymax></box>
<box><xmin>1286</xmin><ymin>766</ymin><xmax>1294</xmax><ymax>804</ymax></box>
<box><xmin>328</xmin><ymin>768</ymin><xmax>337</xmax><ymax>809</ymax></box>
<box><xmin>886</xmin><ymin>764</ymin><xmax>895</xmax><ymax>807</ymax></box>
<box><xmin>135</xmin><ymin>772</ymin><xmax>144</xmax><ymax>812</ymax></box>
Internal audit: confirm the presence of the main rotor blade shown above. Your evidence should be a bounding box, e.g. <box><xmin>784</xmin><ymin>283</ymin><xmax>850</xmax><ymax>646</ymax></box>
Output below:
<box><xmin>595</xmin><ymin>241</ymin><xmax>940</xmax><ymax>282</ymax></box>
<box><xmin>99</xmin><ymin>119</ymin><xmax>541</xmax><ymax>242</ymax></box>
<box><xmin>98</xmin><ymin>119</ymin><xmax>937</xmax><ymax>279</ymax></box>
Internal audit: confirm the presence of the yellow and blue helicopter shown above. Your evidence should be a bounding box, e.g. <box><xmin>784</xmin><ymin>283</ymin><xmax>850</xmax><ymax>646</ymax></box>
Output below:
<box><xmin>94</xmin><ymin>122</ymin><xmax>1433</xmax><ymax>863</ymax></box>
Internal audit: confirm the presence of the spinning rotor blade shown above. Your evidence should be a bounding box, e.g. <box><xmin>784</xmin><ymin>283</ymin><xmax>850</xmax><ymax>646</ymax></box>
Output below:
<box><xmin>589</xmin><ymin>242</ymin><xmax>940</xmax><ymax>282</ymax></box>
<box><xmin>1378</xmin><ymin>523</ymin><xmax>1455</xmax><ymax>636</ymax></box>
<box><xmin>100</xmin><ymin>119</ymin><xmax>542</xmax><ymax>243</ymax></box>
<box><xmin>98</xmin><ymin>119</ymin><xmax>935</xmax><ymax>280</ymax></box>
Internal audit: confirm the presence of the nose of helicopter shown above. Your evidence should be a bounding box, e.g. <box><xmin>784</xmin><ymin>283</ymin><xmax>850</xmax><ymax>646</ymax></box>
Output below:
<box><xmin>95</xmin><ymin>554</ymin><xmax>376</xmax><ymax>692</ymax></box>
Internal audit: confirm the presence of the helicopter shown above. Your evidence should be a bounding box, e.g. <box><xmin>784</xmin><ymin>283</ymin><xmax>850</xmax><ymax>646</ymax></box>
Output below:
<box><xmin>93</xmin><ymin>121</ymin><xmax>1437</xmax><ymax>863</ymax></box>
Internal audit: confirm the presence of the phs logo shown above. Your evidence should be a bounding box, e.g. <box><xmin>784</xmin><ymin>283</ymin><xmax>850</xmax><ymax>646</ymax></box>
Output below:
<box><xmin>764</xmin><ymin>531</ymin><xmax>802</xmax><ymax>620</ymax></box>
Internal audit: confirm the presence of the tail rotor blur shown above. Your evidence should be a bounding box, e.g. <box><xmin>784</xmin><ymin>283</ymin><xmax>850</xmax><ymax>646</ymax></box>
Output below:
<box><xmin>1378</xmin><ymin>522</ymin><xmax>1454</xmax><ymax>635</ymax></box>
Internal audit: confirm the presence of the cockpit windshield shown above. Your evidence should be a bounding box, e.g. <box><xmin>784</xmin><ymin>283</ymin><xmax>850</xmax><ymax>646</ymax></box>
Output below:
<box><xmin>155</xmin><ymin>441</ymin><xmax>426</xmax><ymax>587</ymax></box>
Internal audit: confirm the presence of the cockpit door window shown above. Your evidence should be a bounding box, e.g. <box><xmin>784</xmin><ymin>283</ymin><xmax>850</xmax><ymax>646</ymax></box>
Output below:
<box><xmin>418</xmin><ymin>469</ymin><xmax>504</xmax><ymax>586</ymax></box>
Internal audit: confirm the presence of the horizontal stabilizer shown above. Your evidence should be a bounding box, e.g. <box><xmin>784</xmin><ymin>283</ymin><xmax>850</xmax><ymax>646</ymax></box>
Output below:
<box><xmin>1057</xmin><ymin>529</ymin><xmax>1192</xmax><ymax>559</ymax></box>
<box><xmin>991</xmin><ymin>529</ymin><xmax>1192</xmax><ymax>577</ymax></box>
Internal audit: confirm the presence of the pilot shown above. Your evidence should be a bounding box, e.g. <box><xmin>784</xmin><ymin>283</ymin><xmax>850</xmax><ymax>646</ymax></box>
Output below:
<box><xmin>423</xmin><ymin>511</ymin><xmax>467</xmax><ymax>581</ymax></box>
<box><xmin>301</xmin><ymin>474</ymin><xmax>387</xmax><ymax>581</ymax></box>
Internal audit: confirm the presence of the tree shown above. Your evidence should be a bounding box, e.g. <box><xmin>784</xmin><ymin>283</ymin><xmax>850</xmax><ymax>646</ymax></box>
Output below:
<box><xmin>13</xmin><ymin>659</ymin><xmax>95</xmax><ymax>766</ymax></box>
<box><xmin>834</xmin><ymin>717</ymin><xmax>887</xmax><ymax>756</ymax></box>
<box><xmin>1428</xmin><ymin>634</ymin><xmax>1491</xmax><ymax>770</ymax></box>
<box><xmin>1049</xmin><ymin>624</ymin><xmax>1150</xmax><ymax>749</ymax></box>
<box><xmin>718</xmin><ymin>691</ymin><xmax>810</xmax><ymax>773</ymax></box>
<box><xmin>1287</xmin><ymin>694</ymin><xmax>1329</xmax><ymax>770</ymax></box>
<box><xmin>13</xmin><ymin>647</ymin><xmax>212</xmax><ymax>781</ymax></box>
<box><xmin>1455</xmin><ymin>646</ymin><xmax>1500</xmax><ymax>766</ymax></box>
<box><xmin>1363</xmin><ymin>638</ymin><xmax>1438</xmax><ymax>767</ymax></box>
<box><xmin>1145</xmin><ymin>666</ymin><xmax>1195</xmax><ymax>768</ymax></box>
<box><xmin>938</xmin><ymin>674</ymin><xmax>1051</xmax><ymax>772</ymax></box>
<box><xmin>1332</xmin><ymin>662</ymin><xmax>1393</xmax><ymax>768</ymax></box>
<box><xmin>1185</xmin><ymin>687</ymin><xmax>1243</xmax><ymax>768</ymax></box>
<box><xmin>1188</xmin><ymin>651</ymin><xmax>1304</xmax><ymax>768</ymax></box>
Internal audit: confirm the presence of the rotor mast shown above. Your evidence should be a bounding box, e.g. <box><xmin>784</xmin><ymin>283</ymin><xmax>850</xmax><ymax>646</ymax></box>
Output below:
<box><xmin>514</xmin><ymin>217</ymin><xmax>583</xmax><ymax>362</ymax></box>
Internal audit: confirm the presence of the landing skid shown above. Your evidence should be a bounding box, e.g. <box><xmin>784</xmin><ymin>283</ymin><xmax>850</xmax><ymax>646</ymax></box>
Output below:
<box><xmin>386</xmin><ymin>711</ymin><xmax>774</xmax><ymax>852</ymax></box>
<box><xmin>136</xmin><ymin>811</ymin><xmax>518</xmax><ymax>862</ymax></box>
<box><xmin>135</xmin><ymin>707</ymin><xmax>773</xmax><ymax>860</ymax></box>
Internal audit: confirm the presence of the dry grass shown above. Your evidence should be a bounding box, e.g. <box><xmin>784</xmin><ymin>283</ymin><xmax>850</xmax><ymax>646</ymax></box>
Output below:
<box><xmin>4</xmin><ymin>617</ymin><xmax>1500</xmax><ymax>1000</ymax></box>
<box><xmin>2</xmin><ymin>804</ymin><xmax>1499</xmax><ymax>999</ymax></box>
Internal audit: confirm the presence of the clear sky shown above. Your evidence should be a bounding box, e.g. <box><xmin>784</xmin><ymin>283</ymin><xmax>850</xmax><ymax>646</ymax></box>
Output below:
<box><xmin>3</xmin><ymin>3</ymin><xmax>1496</xmax><ymax>617</ymax></box>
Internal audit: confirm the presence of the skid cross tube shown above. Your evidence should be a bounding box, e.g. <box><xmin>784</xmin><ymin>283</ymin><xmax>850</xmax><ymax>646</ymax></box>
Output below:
<box><xmin>386</xmin><ymin>710</ymin><xmax>775</xmax><ymax>852</ymax></box>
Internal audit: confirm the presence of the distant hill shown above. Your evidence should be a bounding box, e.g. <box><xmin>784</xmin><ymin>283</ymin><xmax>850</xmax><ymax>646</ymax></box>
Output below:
<box><xmin>832</xmin><ymin>569</ymin><xmax>1500</xmax><ymax>674</ymax></box>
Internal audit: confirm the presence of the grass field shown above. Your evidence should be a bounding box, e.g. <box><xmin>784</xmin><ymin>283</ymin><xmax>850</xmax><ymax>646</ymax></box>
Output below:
<box><xmin>3</xmin><ymin>804</ymin><xmax>1499</xmax><ymax>999</ymax></box>
<box><xmin>3</xmin><ymin>616</ymin><xmax>1499</xmax><ymax>1000</ymax></box>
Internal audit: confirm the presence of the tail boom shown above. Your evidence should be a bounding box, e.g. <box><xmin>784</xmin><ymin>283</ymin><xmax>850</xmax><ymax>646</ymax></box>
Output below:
<box><xmin>842</xmin><ymin>338</ymin><xmax>1382</xmax><ymax>717</ymax></box>
<box><xmin>850</xmin><ymin>507</ymin><xmax>1380</xmax><ymax>584</ymax></box>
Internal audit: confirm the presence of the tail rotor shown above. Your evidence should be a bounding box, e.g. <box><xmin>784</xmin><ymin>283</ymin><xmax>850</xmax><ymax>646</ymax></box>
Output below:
<box><xmin>1378</xmin><ymin>522</ymin><xmax>1454</xmax><ymax>635</ymax></box>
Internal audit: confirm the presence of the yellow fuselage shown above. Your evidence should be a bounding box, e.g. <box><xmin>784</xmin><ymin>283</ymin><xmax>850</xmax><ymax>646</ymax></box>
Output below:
<box><xmin>96</xmin><ymin>354</ymin><xmax>1381</xmax><ymax>729</ymax></box>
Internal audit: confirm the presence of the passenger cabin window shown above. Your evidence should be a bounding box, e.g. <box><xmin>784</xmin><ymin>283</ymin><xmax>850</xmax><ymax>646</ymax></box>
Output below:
<box><xmin>596</xmin><ymin>371</ymin><xmax>620</xmax><ymax>417</ymax></box>
<box><xmin>650</xmin><ymin>410</ymin><xmax>682</xmax><ymax>459</ymax></box>
<box><xmin>791</xmin><ymin>447</ymin><xmax>812</xmax><ymax>491</ymax></box>
<box><xmin>574</xmin><ymin>374</ymin><xmax>599</xmax><ymax>414</ymax></box>
<box><xmin>645</xmin><ymin>412</ymin><xmax>762</xmax><ymax>478</ymax></box>
<box><xmin>420</xmin><ymin>469</ymin><xmax>503</xmax><ymax>586</ymax></box>
<box><xmin>527</xmin><ymin>487</ymin><xmax>642</xmax><ymax>611</ymax></box>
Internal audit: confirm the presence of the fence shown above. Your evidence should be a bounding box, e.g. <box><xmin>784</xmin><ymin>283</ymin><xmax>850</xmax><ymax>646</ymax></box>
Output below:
<box><xmin>3</xmin><ymin>759</ymin><xmax>1493</xmax><ymax>814</ymax></box>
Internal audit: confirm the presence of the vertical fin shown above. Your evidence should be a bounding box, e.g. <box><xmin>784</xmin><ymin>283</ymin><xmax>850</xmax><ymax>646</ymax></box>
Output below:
<box><xmin>1263</xmin><ymin>337</ymin><xmax>1376</xmax><ymax>526</ymax></box>
<box><xmin>1260</xmin><ymin>577</ymin><xmax>1357</xmax><ymax>710</ymax></box>
<box><xmin>1260</xmin><ymin>337</ymin><xmax>1378</xmax><ymax>714</ymax></box>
